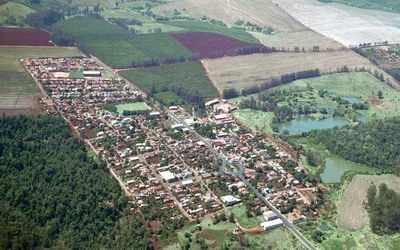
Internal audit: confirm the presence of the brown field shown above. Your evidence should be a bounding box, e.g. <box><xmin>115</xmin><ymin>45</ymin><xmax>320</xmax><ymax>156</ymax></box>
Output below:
<box><xmin>250</xmin><ymin>31</ymin><xmax>344</xmax><ymax>51</ymax></box>
<box><xmin>202</xmin><ymin>50</ymin><xmax>379</xmax><ymax>93</ymax></box>
<box><xmin>153</xmin><ymin>0</ymin><xmax>305</xmax><ymax>32</ymax></box>
<box><xmin>337</xmin><ymin>174</ymin><xmax>400</xmax><ymax>230</ymax></box>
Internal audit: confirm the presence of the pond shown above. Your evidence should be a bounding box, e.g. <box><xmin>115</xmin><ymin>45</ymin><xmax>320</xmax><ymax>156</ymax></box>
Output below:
<box><xmin>320</xmin><ymin>157</ymin><xmax>375</xmax><ymax>183</ymax></box>
<box><xmin>278</xmin><ymin>116</ymin><xmax>350</xmax><ymax>134</ymax></box>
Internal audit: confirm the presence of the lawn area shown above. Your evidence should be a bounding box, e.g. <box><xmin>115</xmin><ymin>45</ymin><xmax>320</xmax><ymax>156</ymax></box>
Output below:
<box><xmin>165</xmin><ymin>20</ymin><xmax>260</xmax><ymax>44</ymax></box>
<box><xmin>233</xmin><ymin>109</ymin><xmax>274</xmax><ymax>134</ymax></box>
<box><xmin>115</xmin><ymin>102</ymin><xmax>151</xmax><ymax>114</ymax></box>
<box><xmin>120</xmin><ymin>61</ymin><xmax>218</xmax><ymax>104</ymax></box>
<box><xmin>69</xmin><ymin>71</ymin><xmax>84</xmax><ymax>79</ymax></box>
<box><xmin>0</xmin><ymin>46</ymin><xmax>84</xmax><ymax>114</ymax></box>
<box><xmin>230</xmin><ymin>205</ymin><xmax>265</xmax><ymax>228</ymax></box>
<box><xmin>0</xmin><ymin>1</ymin><xmax>34</xmax><ymax>26</ymax></box>
<box><xmin>53</xmin><ymin>16</ymin><xmax>192</xmax><ymax>68</ymax></box>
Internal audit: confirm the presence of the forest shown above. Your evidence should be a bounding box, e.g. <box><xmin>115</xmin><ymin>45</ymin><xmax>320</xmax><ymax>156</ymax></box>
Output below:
<box><xmin>306</xmin><ymin>117</ymin><xmax>400</xmax><ymax>169</ymax></box>
<box><xmin>0</xmin><ymin>115</ymin><xmax>152</xmax><ymax>250</ymax></box>
<box><xmin>367</xmin><ymin>184</ymin><xmax>400</xmax><ymax>234</ymax></box>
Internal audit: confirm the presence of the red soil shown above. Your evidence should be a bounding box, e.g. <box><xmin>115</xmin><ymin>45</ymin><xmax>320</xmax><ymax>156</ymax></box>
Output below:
<box><xmin>172</xmin><ymin>32</ymin><xmax>263</xmax><ymax>58</ymax></box>
<box><xmin>0</xmin><ymin>27</ymin><xmax>54</xmax><ymax>46</ymax></box>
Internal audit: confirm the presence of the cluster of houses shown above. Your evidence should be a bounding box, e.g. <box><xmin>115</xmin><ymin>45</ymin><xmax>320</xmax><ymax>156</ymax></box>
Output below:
<box><xmin>26</xmin><ymin>57</ymin><xmax>317</xmax><ymax>230</ymax></box>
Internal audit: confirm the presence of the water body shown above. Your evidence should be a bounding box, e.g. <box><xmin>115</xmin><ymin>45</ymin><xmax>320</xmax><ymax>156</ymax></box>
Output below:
<box><xmin>342</xmin><ymin>97</ymin><xmax>364</xmax><ymax>104</ymax></box>
<box><xmin>320</xmin><ymin>157</ymin><xmax>375</xmax><ymax>183</ymax></box>
<box><xmin>279</xmin><ymin>116</ymin><xmax>349</xmax><ymax>134</ymax></box>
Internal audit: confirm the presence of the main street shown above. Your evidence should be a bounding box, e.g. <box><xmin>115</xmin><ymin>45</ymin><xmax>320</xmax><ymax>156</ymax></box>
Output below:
<box><xmin>168</xmin><ymin>112</ymin><xmax>317</xmax><ymax>250</ymax></box>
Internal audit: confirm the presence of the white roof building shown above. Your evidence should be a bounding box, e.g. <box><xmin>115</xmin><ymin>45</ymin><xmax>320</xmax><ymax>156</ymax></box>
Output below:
<box><xmin>160</xmin><ymin>171</ymin><xmax>176</xmax><ymax>182</ymax></box>
<box><xmin>260</xmin><ymin>218</ymin><xmax>283</xmax><ymax>230</ymax></box>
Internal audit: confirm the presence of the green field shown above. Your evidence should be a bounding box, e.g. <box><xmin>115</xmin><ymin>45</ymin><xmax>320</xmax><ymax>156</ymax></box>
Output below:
<box><xmin>165</xmin><ymin>20</ymin><xmax>260</xmax><ymax>44</ymax></box>
<box><xmin>116</xmin><ymin>102</ymin><xmax>151</xmax><ymax>114</ymax></box>
<box><xmin>0</xmin><ymin>46</ymin><xmax>84</xmax><ymax>114</ymax></box>
<box><xmin>319</xmin><ymin>0</ymin><xmax>400</xmax><ymax>13</ymax></box>
<box><xmin>54</xmin><ymin>16</ymin><xmax>192</xmax><ymax>68</ymax></box>
<box><xmin>233</xmin><ymin>109</ymin><xmax>274</xmax><ymax>134</ymax></box>
<box><xmin>230</xmin><ymin>205</ymin><xmax>265</xmax><ymax>228</ymax></box>
<box><xmin>0</xmin><ymin>1</ymin><xmax>34</xmax><ymax>26</ymax></box>
<box><xmin>120</xmin><ymin>61</ymin><xmax>218</xmax><ymax>104</ymax></box>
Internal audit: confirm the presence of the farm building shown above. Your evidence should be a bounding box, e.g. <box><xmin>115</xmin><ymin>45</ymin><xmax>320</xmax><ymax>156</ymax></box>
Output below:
<box><xmin>83</xmin><ymin>71</ymin><xmax>101</xmax><ymax>77</ymax></box>
<box><xmin>261</xmin><ymin>218</ymin><xmax>283</xmax><ymax>230</ymax></box>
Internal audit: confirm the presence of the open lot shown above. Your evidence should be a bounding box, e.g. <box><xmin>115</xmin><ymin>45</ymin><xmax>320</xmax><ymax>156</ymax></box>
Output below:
<box><xmin>203</xmin><ymin>50</ymin><xmax>379</xmax><ymax>93</ymax></box>
<box><xmin>274</xmin><ymin>0</ymin><xmax>400</xmax><ymax>47</ymax></box>
<box><xmin>0</xmin><ymin>46</ymin><xmax>84</xmax><ymax>115</ymax></box>
<box><xmin>337</xmin><ymin>174</ymin><xmax>400</xmax><ymax>230</ymax></box>
<box><xmin>233</xmin><ymin>109</ymin><xmax>274</xmax><ymax>134</ymax></box>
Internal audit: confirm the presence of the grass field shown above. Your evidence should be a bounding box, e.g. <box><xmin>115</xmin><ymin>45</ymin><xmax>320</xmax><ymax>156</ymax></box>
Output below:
<box><xmin>337</xmin><ymin>174</ymin><xmax>400</xmax><ymax>230</ymax></box>
<box><xmin>166</xmin><ymin>20</ymin><xmax>260</xmax><ymax>44</ymax></box>
<box><xmin>153</xmin><ymin>0</ymin><xmax>306</xmax><ymax>32</ymax></box>
<box><xmin>274</xmin><ymin>0</ymin><xmax>400</xmax><ymax>47</ymax></box>
<box><xmin>203</xmin><ymin>50</ymin><xmax>378</xmax><ymax>93</ymax></box>
<box><xmin>233</xmin><ymin>109</ymin><xmax>274</xmax><ymax>134</ymax></box>
<box><xmin>115</xmin><ymin>102</ymin><xmax>151</xmax><ymax>114</ymax></box>
<box><xmin>230</xmin><ymin>205</ymin><xmax>265</xmax><ymax>228</ymax></box>
<box><xmin>0</xmin><ymin>46</ymin><xmax>84</xmax><ymax>115</ymax></box>
<box><xmin>120</xmin><ymin>61</ymin><xmax>218</xmax><ymax>104</ymax></box>
<box><xmin>0</xmin><ymin>2</ymin><xmax>34</xmax><ymax>26</ymax></box>
<box><xmin>54</xmin><ymin>16</ymin><xmax>192</xmax><ymax>68</ymax></box>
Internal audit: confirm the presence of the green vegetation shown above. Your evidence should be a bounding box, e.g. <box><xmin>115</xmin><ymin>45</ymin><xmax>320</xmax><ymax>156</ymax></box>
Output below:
<box><xmin>115</xmin><ymin>102</ymin><xmax>151</xmax><ymax>114</ymax></box>
<box><xmin>53</xmin><ymin>16</ymin><xmax>192</xmax><ymax>68</ymax></box>
<box><xmin>165</xmin><ymin>20</ymin><xmax>260</xmax><ymax>44</ymax></box>
<box><xmin>120</xmin><ymin>61</ymin><xmax>218</xmax><ymax>105</ymax></box>
<box><xmin>230</xmin><ymin>205</ymin><xmax>265</xmax><ymax>228</ymax></box>
<box><xmin>0</xmin><ymin>2</ymin><xmax>35</xmax><ymax>26</ymax></box>
<box><xmin>0</xmin><ymin>115</ymin><xmax>151</xmax><ymax>250</ymax></box>
<box><xmin>307</xmin><ymin>117</ymin><xmax>400</xmax><ymax>169</ymax></box>
<box><xmin>233</xmin><ymin>109</ymin><xmax>274</xmax><ymax>134</ymax></box>
<box><xmin>367</xmin><ymin>183</ymin><xmax>400</xmax><ymax>234</ymax></box>
<box><xmin>318</xmin><ymin>0</ymin><xmax>400</xmax><ymax>13</ymax></box>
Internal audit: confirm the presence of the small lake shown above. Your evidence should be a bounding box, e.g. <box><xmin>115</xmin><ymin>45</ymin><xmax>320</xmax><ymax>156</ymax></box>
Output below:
<box><xmin>278</xmin><ymin>116</ymin><xmax>350</xmax><ymax>134</ymax></box>
<box><xmin>320</xmin><ymin>157</ymin><xmax>375</xmax><ymax>183</ymax></box>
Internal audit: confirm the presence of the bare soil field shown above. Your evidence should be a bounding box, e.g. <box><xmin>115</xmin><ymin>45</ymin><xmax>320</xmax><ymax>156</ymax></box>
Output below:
<box><xmin>337</xmin><ymin>174</ymin><xmax>400</xmax><ymax>230</ymax></box>
<box><xmin>153</xmin><ymin>0</ymin><xmax>305</xmax><ymax>32</ymax></box>
<box><xmin>273</xmin><ymin>0</ymin><xmax>400</xmax><ymax>47</ymax></box>
<box><xmin>0</xmin><ymin>46</ymin><xmax>84</xmax><ymax>115</ymax></box>
<box><xmin>0</xmin><ymin>28</ymin><xmax>54</xmax><ymax>46</ymax></box>
<box><xmin>250</xmin><ymin>31</ymin><xmax>344</xmax><ymax>51</ymax></box>
<box><xmin>202</xmin><ymin>50</ymin><xmax>378</xmax><ymax>93</ymax></box>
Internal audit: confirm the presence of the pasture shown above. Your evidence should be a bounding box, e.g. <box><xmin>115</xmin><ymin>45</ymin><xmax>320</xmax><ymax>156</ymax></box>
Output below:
<box><xmin>233</xmin><ymin>109</ymin><xmax>274</xmax><ymax>134</ymax></box>
<box><xmin>0</xmin><ymin>1</ymin><xmax>34</xmax><ymax>26</ymax></box>
<box><xmin>119</xmin><ymin>61</ymin><xmax>218</xmax><ymax>104</ymax></box>
<box><xmin>203</xmin><ymin>50</ymin><xmax>378</xmax><ymax>93</ymax></box>
<box><xmin>153</xmin><ymin>0</ymin><xmax>306</xmax><ymax>32</ymax></box>
<box><xmin>54</xmin><ymin>16</ymin><xmax>192</xmax><ymax>68</ymax></box>
<box><xmin>0</xmin><ymin>46</ymin><xmax>84</xmax><ymax>115</ymax></box>
<box><xmin>337</xmin><ymin>174</ymin><xmax>400</xmax><ymax>230</ymax></box>
<box><xmin>274</xmin><ymin>0</ymin><xmax>400</xmax><ymax>47</ymax></box>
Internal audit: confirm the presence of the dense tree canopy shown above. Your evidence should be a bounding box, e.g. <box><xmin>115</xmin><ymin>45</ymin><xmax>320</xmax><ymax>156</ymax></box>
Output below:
<box><xmin>306</xmin><ymin>118</ymin><xmax>400</xmax><ymax>169</ymax></box>
<box><xmin>0</xmin><ymin>115</ymin><xmax>151</xmax><ymax>249</ymax></box>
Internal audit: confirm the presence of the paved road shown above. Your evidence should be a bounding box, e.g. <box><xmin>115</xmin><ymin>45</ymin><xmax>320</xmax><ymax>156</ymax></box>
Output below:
<box><xmin>168</xmin><ymin>112</ymin><xmax>317</xmax><ymax>250</ymax></box>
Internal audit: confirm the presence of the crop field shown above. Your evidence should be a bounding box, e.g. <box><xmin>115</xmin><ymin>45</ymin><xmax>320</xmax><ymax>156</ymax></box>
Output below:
<box><xmin>318</xmin><ymin>0</ymin><xmax>400</xmax><ymax>13</ymax></box>
<box><xmin>172</xmin><ymin>32</ymin><xmax>264</xmax><ymax>58</ymax></box>
<box><xmin>233</xmin><ymin>109</ymin><xmax>275</xmax><ymax>134</ymax></box>
<box><xmin>153</xmin><ymin>0</ymin><xmax>306</xmax><ymax>32</ymax></box>
<box><xmin>337</xmin><ymin>174</ymin><xmax>400</xmax><ymax>230</ymax></box>
<box><xmin>54</xmin><ymin>16</ymin><xmax>192</xmax><ymax>68</ymax></box>
<box><xmin>274</xmin><ymin>0</ymin><xmax>400</xmax><ymax>47</ymax></box>
<box><xmin>0</xmin><ymin>27</ymin><xmax>54</xmax><ymax>46</ymax></box>
<box><xmin>115</xmin><ymin>102</ymin><xmax>151</xmax><ymax>114</ymax></box>
<box><xmin>165</xmin><ymin>20</ymin><xmax>260</xmax><ymax>44</ymax></box>
<box><xmin>0</xmin><ymin>46</ymin><xmax>84</xmax><ymax>115</ymax></box>
<box><xmin>203</xmin><ymin>50</ymin><xmax>377</xmax><ymax>93</ymax></box>
<box><xmin>119</xmin><ymin>61</ymin><xmax>218</xmax><ymax>103</ymax></box>
<box><xmin>0</xmin><ymin>1</ymin><xmax>34</xmax><ymax>26</ymax></box>
<box><xmin>250</xmin><ymin>30</ymin><xmax>344</xmax><ymax>51</ymax></box>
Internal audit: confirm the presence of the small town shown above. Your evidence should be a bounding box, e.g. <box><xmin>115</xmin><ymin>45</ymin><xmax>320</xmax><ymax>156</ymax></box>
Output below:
<box><xmin>23</xmin><ymin>56</ymin><xmax>323</xmax><ymax>235</ymax></box>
